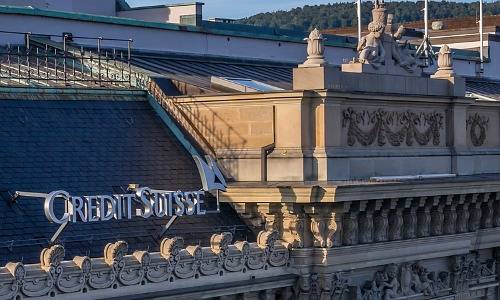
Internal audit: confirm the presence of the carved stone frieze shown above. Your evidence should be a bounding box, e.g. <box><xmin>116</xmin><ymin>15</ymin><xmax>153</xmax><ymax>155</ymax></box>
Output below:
<box><xmin>342</xmin><ymin>108</ymin><xmax>444</xmax><ymax>147</ymax></box>
<box><xmin>467</xmin><ymin>113</ymin><xmax>489</xmax><ymax>147</ymax></box>
<box><xmin>0</xmin><ymin>230</ymin><xmax>289</xmax><ymax>300</ymax></box>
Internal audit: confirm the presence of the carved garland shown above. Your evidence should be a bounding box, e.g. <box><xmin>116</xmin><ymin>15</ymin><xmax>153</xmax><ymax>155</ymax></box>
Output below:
<box><xmin>466</xmin><ymin>113</ymin><xmax>489</xmax><ymax>147</ymax></box>
<box><xmin>342</xmin><ymin>108</ymin><xmax>444</xmax><ymax>147</ymax></box>
<box><xmin>0</xmin><ymin>230</ymin><xmax>289</xmax><ymax>299</ymax></box>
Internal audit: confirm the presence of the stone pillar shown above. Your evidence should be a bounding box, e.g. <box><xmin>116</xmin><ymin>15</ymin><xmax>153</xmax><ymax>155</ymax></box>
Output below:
<box><xmin>343</xmin><ymin>203</ymin><xmax>359</xmax><ymax>246</ymax></box>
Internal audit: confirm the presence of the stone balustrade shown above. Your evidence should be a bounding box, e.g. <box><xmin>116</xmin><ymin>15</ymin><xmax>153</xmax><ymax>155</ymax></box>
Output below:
<box><xmin>0</xmin><ymin>230</ymin><xmax>290</xmax><ymax>300</ymax></box>
<box><xmin>233</xmin><ymin>192</ymin><xmax>500</xmax><ymax>249</ymax></box>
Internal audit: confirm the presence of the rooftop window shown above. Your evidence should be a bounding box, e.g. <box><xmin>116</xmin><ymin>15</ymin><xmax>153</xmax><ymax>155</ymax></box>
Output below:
<box><xmin>211</xmin><ymin>76</ymin><xmax>283</xmax><ymax>93</ymax></box>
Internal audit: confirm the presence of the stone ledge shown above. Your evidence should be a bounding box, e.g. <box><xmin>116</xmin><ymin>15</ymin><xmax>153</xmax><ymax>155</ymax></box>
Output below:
<box><xmin>0</xmin><ymin>230</ymin><xmax>290</xmax><ymax>300</ymax></box>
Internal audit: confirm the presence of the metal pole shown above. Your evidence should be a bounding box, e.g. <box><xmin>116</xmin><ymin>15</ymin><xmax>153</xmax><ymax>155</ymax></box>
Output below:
<box><xmin>357</xmin><ymin>0</ymin><xmax>362</xmax><ymax>41</ymax></box>
<box><xmin>127</xmin><ymin>39</ymin><xmax>132</xmax><ymax>87</ymax></box>
<box><xmin>424</xmin><ymin>0</ymin><xmax>429</xmax><ymax>39</ymax></box>
<box><xmin>97</xmin><ymin>37</ymin><xmax>102</xmax><ymax>86</ymax></box>
<box><xmin>63</xmin><ymin>34</ymin><xmax>67</xmax><ymax>85</ymax></box>
<box><xmin>479</xmin><ymin>0</ymin><xmax>484</xmax><ymax>71</ymax></box>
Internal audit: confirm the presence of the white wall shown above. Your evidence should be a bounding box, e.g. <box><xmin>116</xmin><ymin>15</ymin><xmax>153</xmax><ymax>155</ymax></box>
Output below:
<box><xmin>0</xmin><ymin>0</ymin><xmax>116</xmax><ymax>16</ymax></box>
<box><xmin>0</xmin><ymin>12</ymin><xmax>495</xmax><ymax>80</ymax></box>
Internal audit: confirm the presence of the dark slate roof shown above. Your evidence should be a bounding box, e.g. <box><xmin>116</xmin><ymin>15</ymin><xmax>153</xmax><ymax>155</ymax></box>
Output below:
<box><xmin>466</xmin><ymin>78</ymin><xmax>500</xmax><ymax>101</ymax></box>
<box><xmin>130</xmin><ymin>51</ymin><xmax>500</xmax><ymax>98</ymax></box>
<box><xmin>0</xmin><ymin>97</ymin><xmax>247</xmax><ymax>265</ymax></box>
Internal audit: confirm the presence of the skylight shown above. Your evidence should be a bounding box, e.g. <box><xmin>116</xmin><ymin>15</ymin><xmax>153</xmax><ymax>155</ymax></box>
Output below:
<box><xmin>211</xmin><ymin>76</ymin><xmax>283</xmax><ymax>93</ymax></box>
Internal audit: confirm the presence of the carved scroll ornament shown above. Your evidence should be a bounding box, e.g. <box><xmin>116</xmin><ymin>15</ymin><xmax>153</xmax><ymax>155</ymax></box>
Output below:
<box><xmin>342</xmin><ymin>108</ymin><xmax>444</xmax><ymax>147</ymax></box>
<box><xmin>0</xmin><ymin>230</ymin><xmax>288</xmax><ymax>300</ymax></box>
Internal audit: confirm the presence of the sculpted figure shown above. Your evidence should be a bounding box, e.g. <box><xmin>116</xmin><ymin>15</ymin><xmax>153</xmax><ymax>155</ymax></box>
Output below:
<box><xmin>357</xmin><ymin>21</ymin><xmax>386</xmax><ymax>68</ymax></box>
<box><xmin>386</xmin><ymin>14</ymin><xmax>419</xmax><ymax>72</ymax></box>
<box><xmin>383</xmin><ymin>264</ymin><xmax>399</xmax><ymax>300</ymax></box>
<box><xmin>400</xmin><ymin>263</ymin><xmax>413</xmax><ymax>296</ymax></box>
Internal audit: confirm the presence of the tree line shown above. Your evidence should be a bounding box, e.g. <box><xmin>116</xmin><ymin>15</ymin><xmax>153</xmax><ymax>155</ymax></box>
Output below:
<box><xmin>238</xmin><ymin>1</ymin><xmax>500</xmax><ymax>32</ymax></box>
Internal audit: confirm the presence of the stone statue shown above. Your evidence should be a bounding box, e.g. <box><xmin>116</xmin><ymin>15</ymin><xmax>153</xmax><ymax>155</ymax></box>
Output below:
<box><xmin>355</xmin><ymin>2</ymin><xmax>421</xmax><ymax>74</ymax></box>
<box><xmin>386</xmin><ymin>14</ymin><xmax>419</xmax><ymax>73</ymax></box>
<box><xmin>357</xmin><ymin>21</ymin><xmax>386</xmax><ymax>68</ymax></box>
<box><xmin>383</xmin><ymin>264</ymin><xmax>399</xmax><ymax>300</ymax></box>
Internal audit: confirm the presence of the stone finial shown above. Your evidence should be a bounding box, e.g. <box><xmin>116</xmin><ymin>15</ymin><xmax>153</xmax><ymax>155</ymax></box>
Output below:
<box><xmin>300</xmin><ymin>28</ymin><xmax>327</xmax><ymax>67</ymax></box>
<box><xmin>433</xmin><ymin>45</ymin><xmax>455</xmax><ymax>77</ymax></box>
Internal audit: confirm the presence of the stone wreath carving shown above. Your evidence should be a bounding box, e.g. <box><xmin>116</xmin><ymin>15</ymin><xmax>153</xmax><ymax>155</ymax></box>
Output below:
<box><xmin>0</xmin><ymin>230</ymin><xmax>289</xmax><ymax>300</ymax></box>
<box><xmin>466</xmin><ymin>113</ymin><xmax>489</xmax><ymax>147</ymax></box>
<box><xmin>342</xmin><ymin>108</ymin><xmax>444</xmax><ymax>147</ymax></box>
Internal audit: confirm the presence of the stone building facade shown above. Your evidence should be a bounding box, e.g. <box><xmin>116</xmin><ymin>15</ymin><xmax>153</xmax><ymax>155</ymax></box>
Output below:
<box><xmin>1</xmin><ymin>3</ymin><xmax>500</xmax><ymax>300</ymax></box>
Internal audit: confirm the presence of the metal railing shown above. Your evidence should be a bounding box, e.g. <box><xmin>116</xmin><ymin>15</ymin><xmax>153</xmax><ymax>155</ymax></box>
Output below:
<box><xmin>0</xmin><ymin>31</ymin><xmax>144</xmax><ymax>88</ymax></box>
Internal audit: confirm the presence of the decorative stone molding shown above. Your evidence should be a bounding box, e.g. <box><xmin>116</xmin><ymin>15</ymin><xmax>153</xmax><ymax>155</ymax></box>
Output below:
<box><xmin>433</xmin><ymin>44</ymin><xmax>455</xmax><ymax>78</ymax></box>
<box><xmin>0</xmin><ymin>231</ymin><xmax>289</xmax><ymax>300</ymax></box>
<box><xmin>248</xmin><ymin>192</ymin><xmax>498</xmax><ymax>249</ymax></box>
<box><xmin>342</xmin><ymin>108</ymin><xmax>444</xmax><ymax>147</ymax></box>
<box><xmin>467</xmin><ymin>113</ymin><xmax>489</xmax><ymax>147</ymax></box>
<box><xmin>300</xmin><ymin>28</ymin><xmax>327</xmax><ymax>67</ymax></box>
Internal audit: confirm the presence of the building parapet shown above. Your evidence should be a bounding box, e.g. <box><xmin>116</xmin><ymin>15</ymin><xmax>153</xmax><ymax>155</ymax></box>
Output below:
<box><xmin>0</xmin><ymin>230</ymin><xmax>290</xmax><ymax>299</ymax></box>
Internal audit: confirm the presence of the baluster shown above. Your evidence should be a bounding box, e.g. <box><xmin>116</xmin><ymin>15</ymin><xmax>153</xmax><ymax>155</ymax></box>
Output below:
<box><xmin>468</xmin><ymin>194</ymin><xmax>482</xmax><ymax>232</ymax></box>
<box><xmin>358</xmin><ymin>201</ymin><xmax>374</xmax><ymax>244</ymax></box>
<box><xmin>443</xmin><ymin>195</ymin><xmax>457</xmax><ymax>235</ymax></box>
<box><xmin>373</xmin><ymin>200</ymin><xmax>389</xmax><ymax>242</ymax></box>
<box><xmin>456</xmin><ymin>195</ymin><xmax>470</xmax><ymax>233</ymax></box>
<box><xmin>417</xmin><ymin>196</ymin><xmax>435</xmax><ymax>238</ymax></box>
<box><xmin>493</xmin><ymin>193</ymin><xmax>500</xmax><ymax>227</ymax></box>
<box><xmin>342</xmin><ymin>202</ymin><xmax>358</xmax><ymax>246</ymax></box>
<box><xmin>388</xmin><ymin>199</ymin><xmax>404</xmax><ymax>241</ymax></box>
<box><xmin>481</xmin><ymin>193</ymin><xmax>493</xmax><ymax>229</ymax></box>
<box><xmin>403</xmin><ymin>198</ymin><xmax>418</xmax><ymax>239</ymax></box>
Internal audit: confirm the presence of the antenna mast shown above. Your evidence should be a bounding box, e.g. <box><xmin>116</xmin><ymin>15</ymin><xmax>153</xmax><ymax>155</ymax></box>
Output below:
<box><xmin>357</xmin><ymin>0</ymin><xmax>362</xmax><ymax>41</ymax></box>
<box><xmin>416</xmin><ymin>0</ymin><xmax>436</xmax><ymax>66</ymax></box>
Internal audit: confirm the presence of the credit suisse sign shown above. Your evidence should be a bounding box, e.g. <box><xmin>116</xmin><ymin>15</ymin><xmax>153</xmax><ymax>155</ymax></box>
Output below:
<box><xmin>43</xmin><ymin>156</ymin><xmax>227</xmax><ymax>224</ymax></box>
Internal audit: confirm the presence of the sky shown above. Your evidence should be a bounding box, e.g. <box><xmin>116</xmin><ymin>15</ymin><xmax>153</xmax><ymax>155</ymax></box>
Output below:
<box><xmin>126</xmin><ymin>0</ymin><xmax>334</xmax><ymax>19</ymax></box>
<box><xmin>127</xmin><ymin>0</ymin><xmax>494</xmax><ymax>19</ymax></box>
